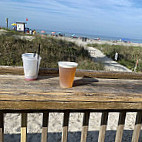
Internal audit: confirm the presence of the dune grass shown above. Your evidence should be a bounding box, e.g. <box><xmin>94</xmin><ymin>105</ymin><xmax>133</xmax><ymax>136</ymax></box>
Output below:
<box><xmin>0</xmin><ymin>35</ymin><xmax>104</xmax><ymax>70</ymax></box>
<box><xmin>88</xmin><ymin>43</ymin><xmax>142</xmax><ymax>72</ymax></box>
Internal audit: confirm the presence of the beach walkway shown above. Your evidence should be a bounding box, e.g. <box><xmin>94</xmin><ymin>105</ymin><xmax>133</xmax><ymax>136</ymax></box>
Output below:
<box><xmin>86</xmin><ymin>46</ymin><xmax>132</xmax><ymax>72</ymax></box>
<box><xmin>59</xmin><ymin>37</ymin><xmax>132</xmax><ymax>72</ymax></box>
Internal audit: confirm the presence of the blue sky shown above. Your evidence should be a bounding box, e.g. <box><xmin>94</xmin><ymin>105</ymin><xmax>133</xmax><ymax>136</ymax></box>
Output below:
<box><xmin>0</xmin><ymin>0</ymin><xmax>142</xmax><ymax>39</ymax></box>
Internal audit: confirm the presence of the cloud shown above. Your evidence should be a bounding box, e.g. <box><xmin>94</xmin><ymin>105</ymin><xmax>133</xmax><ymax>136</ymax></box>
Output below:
<box><xmin>1</xmin><ymin>0</ymin><xmax>142</xmax><ymax>38</ymax></box>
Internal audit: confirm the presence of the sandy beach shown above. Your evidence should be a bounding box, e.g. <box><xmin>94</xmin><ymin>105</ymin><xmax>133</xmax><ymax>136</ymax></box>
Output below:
<box><xmin>4</xmin><ymin>112</ymin><xmax>137</xmax><ymax>142</ymax></box>
<box><xmin>0</xmin><ymin>29</ymin><xmax>140</xmax><ymax>141</ymax></box>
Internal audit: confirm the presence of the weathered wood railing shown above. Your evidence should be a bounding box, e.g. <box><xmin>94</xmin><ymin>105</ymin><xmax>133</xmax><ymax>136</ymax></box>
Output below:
<box><xmin>1</xmin><ymin>66</ymin><xmax>142</xmax><ymax>142</ymax></box>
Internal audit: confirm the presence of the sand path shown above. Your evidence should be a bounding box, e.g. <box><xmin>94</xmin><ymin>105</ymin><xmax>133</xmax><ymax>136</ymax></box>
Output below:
<box><xmin>58</xmin><ymin>37</ymin><xmax>132</xmax><ymax>72</ymax></box>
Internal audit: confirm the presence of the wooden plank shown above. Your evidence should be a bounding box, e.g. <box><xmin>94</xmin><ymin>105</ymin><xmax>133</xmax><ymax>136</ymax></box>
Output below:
<box><xmin>21</xmin><ymin>113</ymin><xmax>27</xmax><ymax>142</ymax></box>
<box><xmin>0</xmin><ymin>112</ymin><xmax>4</xmax><ymax>142</ymax></box>
<box><xmin>1</xmin><ymin>101</ymin><xmax>142</xmax><ymax>111</ymax></box>
<box><xmin>2</xmin><ymin>91</ymin><xmax>142</xmax><ymax>103</ymax></box>
<box><xmin>76</xmin><ymin>70</ymin><xmax>142</xmax><ymax>80</ymax></box>
<box><xmin>1</xmin><ymin>66</ymin><xmax>142</xmax><ymax>79</ymax></box>
<box><xmin>98</xmin><ymin>112</ymin><xmax>108</xmax><ymax>142</ymax></box>
<box><xmin>1</xmin><ymin>74</ymin><xmax>142</xmax><ymax>110</ymax></box>
<box><xmin>80</xmin><ymin>111</ymin><xmax>90</xmax><ymax>142</ymax></box>
<box><xmin>131</xmin><ymin>112</ymin><xmax>142</xmax><ymax>142</ymax></box>
<box><xmin>115</xmin><ymin>112</ymin><xmax>126</xmax><ymax>142</ymax></box>
<box><xmin>41</xmin><ymin>112</ymin><xmax>49</xmax><ymax>142</ymax></box>
<box><xmin>62</xmin><ymin>111</ymin><xmax>69</xmax><ymax>142</ymax></box>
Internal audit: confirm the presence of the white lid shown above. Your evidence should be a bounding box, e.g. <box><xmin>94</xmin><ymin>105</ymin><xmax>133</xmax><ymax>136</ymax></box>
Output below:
<box><xmin>58</xmin><ymin>61</ymin><xmax>78</xmax><ymax>68</ymax></box>
<box><xmin>22</xmin><ymin>53</ymin><xmax>41</xmax><ymax>60</ymax></box>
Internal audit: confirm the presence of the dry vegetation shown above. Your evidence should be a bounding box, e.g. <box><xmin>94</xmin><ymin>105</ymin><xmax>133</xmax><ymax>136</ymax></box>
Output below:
<box><xmin>0</xmin><ymin>34</ymin><xmax>104</xmax><ymax>70</ymax></box>
<box><xmin>88</xmin><ymin>43</ymin><xmax>142</xmax><ymax>72</ymax></box>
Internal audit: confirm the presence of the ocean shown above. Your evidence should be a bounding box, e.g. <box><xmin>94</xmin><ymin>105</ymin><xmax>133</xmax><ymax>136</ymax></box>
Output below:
<box><xmin>36</xmin><ymin>29</ymin><xmax>142</xmax><ymax>43</ymax></box>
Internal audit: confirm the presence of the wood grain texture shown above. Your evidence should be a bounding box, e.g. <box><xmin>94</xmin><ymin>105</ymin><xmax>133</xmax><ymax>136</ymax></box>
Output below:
<box><xmin>21</xmin><ymin>113</ymin><xmax>27</xmax><ymax>142</ymax></box>
<box><xmin>80</xmin><ymin>111</ymin><xmax>90</xmax><ymax>142</ymax></box>
<box><xmin>41</xmin><ymin>112</ymin><xmax>49</xmax><ymax>142</ymax></box>
<box><xmin>131</xmin><ymin>112</ymin><xmax>142</xmax><ymax>142</ymax></box>
<box><xmin>0</xmin><ymin>112</ymin><xmax>4</xmax><ymax>142</ymax></box>
<box><xmin>1</xmin><ymin>66</ymin><xmax>142</xmax><ymax>79</ymax></box>
<box><xmin>115</xmin><ymin>112</ymin><xmax>126</xmax><ymax>142</ymax></box>
<box><xmin>1</xmin><ymin>74</ymin><xmax>142</xmax><ymax>110</ymax></box>
<box><xmin>98</xmin><ymin>112</ymin><xmax>108</xmax><ymax>142</ymax></box>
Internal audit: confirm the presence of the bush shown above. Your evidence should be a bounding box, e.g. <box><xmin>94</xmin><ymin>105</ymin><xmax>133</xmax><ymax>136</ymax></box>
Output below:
<box><xmin>89</xmin><ymin>43</ymin><xmax>142</xmax><ymax>72</ymax></box>
<box><xmin>0</xmin><ymin>35</ymin><xmax>104</xmax><ymax>70</ymax></box>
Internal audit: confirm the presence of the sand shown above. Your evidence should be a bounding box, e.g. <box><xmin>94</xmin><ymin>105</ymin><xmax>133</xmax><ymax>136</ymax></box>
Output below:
<box><xmin>4</xmin><ymin>112</ymin><xmax>137</xmax><ymax>142</ymax></box>
<box><xmin>56</xmin><ymin>36</ymin><xmax>132</xmax><ymax>72</ymax></box>
<box><xmin>0</xmin><ymin>29</ymin><xmax>7</xmax><ymax>35</ymax></box>
<box><xmin>1</xmin><ymin>30</ymin><xmax>140</xmax><ymax>141</ymax></box>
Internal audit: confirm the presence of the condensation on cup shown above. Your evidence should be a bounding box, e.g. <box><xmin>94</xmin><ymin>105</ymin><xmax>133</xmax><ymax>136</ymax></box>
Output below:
<box><xmin>22</xmin><ymin>53</ymin><xmax>41</xmax><ymax>81</ymax></box>
<box><xmin>58</xmin><ymin>61</ymin><xmax>78</xmax><ymax>88</ymax></box>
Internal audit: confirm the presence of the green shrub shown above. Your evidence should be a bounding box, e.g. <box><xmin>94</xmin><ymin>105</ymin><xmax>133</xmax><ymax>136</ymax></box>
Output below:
<box><xmin>0</xmin><ymin>35</ymin><xmax>104</xmax><ymax>70</ymax></box>
<box><xmin>89</xmin><ymin>43</ymin><xmax>142</xmax><ymax>72</ymax></box>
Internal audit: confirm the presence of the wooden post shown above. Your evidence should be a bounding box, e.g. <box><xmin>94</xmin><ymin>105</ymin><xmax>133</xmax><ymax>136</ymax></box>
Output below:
<box><xmin>41</xmin><ymin>112</ymin><xmax>49</xmax><ymax>142</ymax></box>
<box><xmin>0</xmin><ymin>112</ymin><xmax>4</xmax><ymax>142</ymax></box>
<box><xmin>21</xmin><ymin>113</ymin><xmax>27</xmax><ymax>142</ymax></box>
<box><xmin>115</xmin><ymin>112</ymin><xmax>126</xmax><ymax>142</ymax></box>
<box><xmin>132</xmin><ymin>112</ymin><xmax>142</xmax><ymax>142</ymax></box>
<box><xmin>81</xmin><ymin>111</ymin><xmax>90</xmax><ymax>142</ymax></box>
<box><xmin>98</xmin><ymin>112</ymin><xmax>108</xmax><ymax>142</ymax></box>
<box><xmin>6</xmin><ymin>18</ymin><xmax>8</xmax><ymax>29</ymax></box>
<box><xmin>134</xmin><ymin>58</ymin><xmax>139</xmax><ymax>72</ymax></box>
<box><xmin>62</xmin><ymin>111</ymin><xmax>69</xmax><ymax>142</ymax></box>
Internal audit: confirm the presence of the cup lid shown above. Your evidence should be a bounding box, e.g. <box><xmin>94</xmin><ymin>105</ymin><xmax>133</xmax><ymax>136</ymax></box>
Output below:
<box><xmin>22</xmin><ymin>53</ymin><xmax>41</xmax><ymax>60</ymax></box>
<box><xmin>58</xmin><ymin>61</ymin><xmax>78</xmax><ymax>68</ymax></box>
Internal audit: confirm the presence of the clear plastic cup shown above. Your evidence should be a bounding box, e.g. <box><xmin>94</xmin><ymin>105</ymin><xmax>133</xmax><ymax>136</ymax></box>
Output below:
<box><xmin>22</xmin><ymin>53</ymin><xmax>41</xmax><ymax>81</ymax></box>
<box><xmin>58</xmin><ymin>61</ymin><xmax>78</xmax><ymax>88</ymax></box>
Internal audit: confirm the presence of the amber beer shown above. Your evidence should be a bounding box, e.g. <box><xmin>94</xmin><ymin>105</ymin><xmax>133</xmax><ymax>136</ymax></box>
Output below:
<box><xmin>58</xmin><ymin>61</ymin><xmax>78</xmax><ymax>88</ymax></box>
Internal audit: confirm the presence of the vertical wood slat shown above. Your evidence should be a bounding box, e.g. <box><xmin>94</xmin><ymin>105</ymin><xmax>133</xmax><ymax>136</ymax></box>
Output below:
<box><xmin>81</xmin><ymin>111</ymin><xmax>90</xmax><ymax>142</ymax></box>
<box><xmin>0</xmin><ymin>112</ymin><xmax>4</xmax><ymax>142</ymax></box>
<box><xmin>62</xmin><ymin>111</ymin><xmax>70</xmax><ymax>142</ymax></box>
<box><xmin>115</xmin><ymin>112</ymin><xmax>126</xmax><ymax>142</ymax></box>
<box><xmin>98</xmin><ymin>112</ymin><xmax>108</xmax><ymax>142</ymax></box>
<box><xmin>131</xmin><ymin>112</ymin><xmax>142</xmax><ymax>142</ymax></box>
<box><xmin>21</xmin><ymin>113</ymin><xmax>27</xmax><ymax>142</ymax></box>
<box><xmin>41</xmin><ymin>112</ymin><xmax>49</xmax><ymax>142</ymax></box>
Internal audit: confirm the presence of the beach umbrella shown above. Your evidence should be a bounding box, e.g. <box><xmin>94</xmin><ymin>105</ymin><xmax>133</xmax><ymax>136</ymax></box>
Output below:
<box><xmin>41</xmin><ymin>30</ymin><xmax>46</xmax><ymax>33</ymax></box>
<box><xmin>71</xmin><ymin>34</ymin><xmax>75</xmax><ymax>37</ymax></box>
<box><xmin>11</xmin><ymin>23</ymin><xmax>17</xmax><ymax>26</ymax></box>
<box><xmin>51</xmin><ymin>32</ymin><xmax>56</xmax><ymax>34</ymax></box>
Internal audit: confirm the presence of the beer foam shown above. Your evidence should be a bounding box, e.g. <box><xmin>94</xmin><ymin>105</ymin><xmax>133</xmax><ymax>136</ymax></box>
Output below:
<box><xmin>58</xmin><ymin>61</ymin><xmax>78</xmax><ymax>68</ymax></box>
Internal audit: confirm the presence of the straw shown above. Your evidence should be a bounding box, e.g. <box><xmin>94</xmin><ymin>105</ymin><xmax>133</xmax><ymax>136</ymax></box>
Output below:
<box><xmin>36</xmin><ymin>44</ymin><xmax>40</xmax><ymax>78</ymax></box>
<box><xmin>37</xmin><ymin>43</ymin><xmax>40</xmax><ymax>60</ymax></box>
<box><xmin>33</xmin><ymin>51</ymin><xmax>36</xmax><ymax>57</ymax></box>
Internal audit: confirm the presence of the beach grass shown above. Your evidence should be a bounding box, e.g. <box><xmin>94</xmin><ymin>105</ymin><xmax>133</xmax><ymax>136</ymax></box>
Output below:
<box><xmin>88</xmin><ymin>43</ymin><xmax>142</xmax><ymax>72</ymax></box>
<box><xmin>0</xmin><ymin>34</ymin><xmax>104</xmax><ymax>70</ymax></box>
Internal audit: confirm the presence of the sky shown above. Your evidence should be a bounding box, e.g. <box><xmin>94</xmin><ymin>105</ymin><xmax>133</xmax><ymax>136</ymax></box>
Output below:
<box><xmin>0</xmin><ymin>0</ymin><xmax>142</xmax><ymax>39</ymax></box>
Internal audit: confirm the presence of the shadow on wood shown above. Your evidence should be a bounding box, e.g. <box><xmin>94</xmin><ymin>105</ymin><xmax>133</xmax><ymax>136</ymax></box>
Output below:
<box><xmin>73</xmin><ymin>76</ymin><xmax>99</xmax><ymax>87</ymax></box>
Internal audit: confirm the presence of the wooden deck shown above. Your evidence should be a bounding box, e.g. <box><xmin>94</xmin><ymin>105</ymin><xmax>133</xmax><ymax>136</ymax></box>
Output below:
<box><xmin>1</xmin><ymin>66</ymin><xmax>142</xmax><ymax>142</ymax></box>
<box><xmin>1</xmin><ymin>74</ymin><xmax>142</xmax><ymax>111</ymax></box>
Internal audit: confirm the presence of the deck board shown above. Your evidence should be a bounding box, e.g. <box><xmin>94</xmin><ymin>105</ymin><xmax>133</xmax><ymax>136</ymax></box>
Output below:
<box><xmin>1</xmin><ymin>74</ymin><xmax>142</xmax><ymax>110</ymax></box>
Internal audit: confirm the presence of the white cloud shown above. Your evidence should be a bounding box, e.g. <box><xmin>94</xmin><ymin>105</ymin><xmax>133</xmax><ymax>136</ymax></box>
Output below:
<box><xmin>1</xmin><ymin>0</ymin><xmax>142</xmax><ymax>38</ymax></box>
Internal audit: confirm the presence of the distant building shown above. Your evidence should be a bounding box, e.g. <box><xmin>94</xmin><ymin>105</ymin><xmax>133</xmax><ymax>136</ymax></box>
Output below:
<box><xmin>16</xmin><ymin>22</ymin><xmax>27</xmax><ymax>32</ymax></box>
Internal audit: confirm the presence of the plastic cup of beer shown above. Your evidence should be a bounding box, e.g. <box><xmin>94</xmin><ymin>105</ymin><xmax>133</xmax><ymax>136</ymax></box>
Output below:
<box><xmin>58</xmin><ymin>61</ymin><xmax>78</xmax><ymax>88</ymax></box>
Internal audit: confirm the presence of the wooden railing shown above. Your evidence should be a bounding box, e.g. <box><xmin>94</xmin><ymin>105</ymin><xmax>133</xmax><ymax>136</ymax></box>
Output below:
<box><xmin>1</xmin><ymin>66</ymin><xmax>142</xmax><ymax>142</ymax></box>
